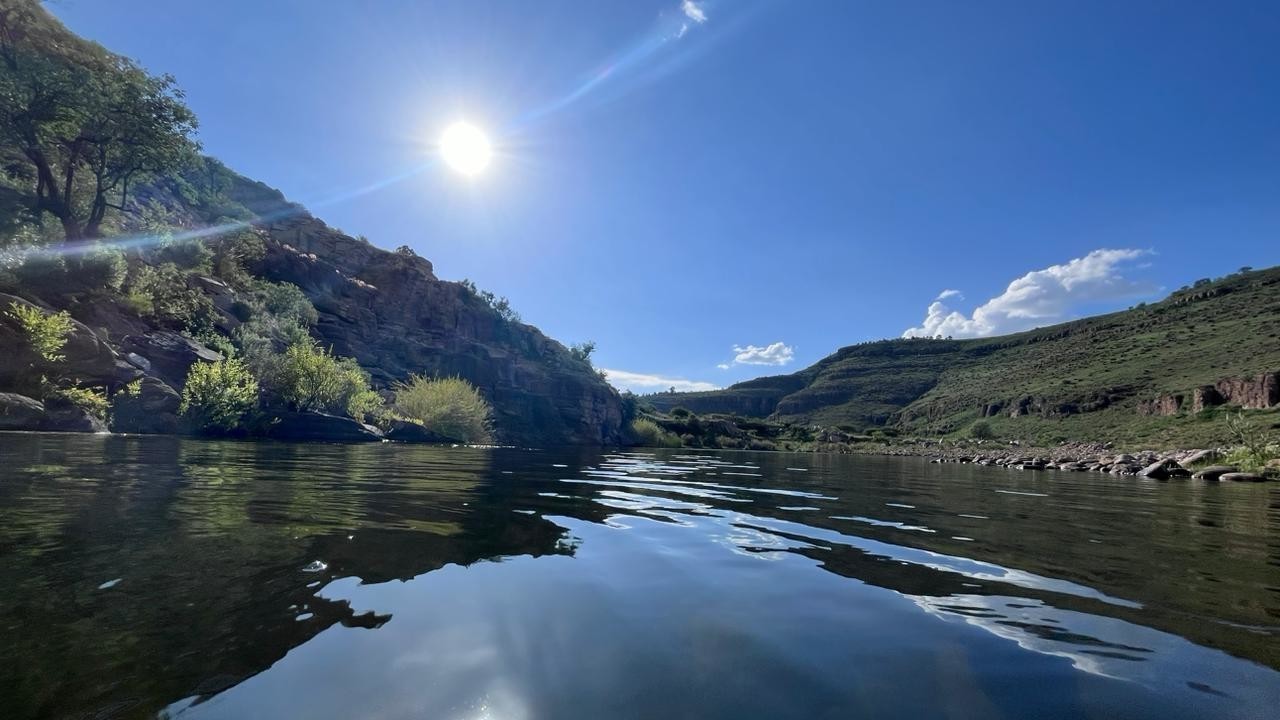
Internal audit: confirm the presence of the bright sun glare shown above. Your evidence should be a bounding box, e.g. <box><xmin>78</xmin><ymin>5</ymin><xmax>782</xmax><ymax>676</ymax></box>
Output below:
<box><xmin>440</xmin><ymin>122</ymin><xmax>492</xmax><ymax>176</ymax></box>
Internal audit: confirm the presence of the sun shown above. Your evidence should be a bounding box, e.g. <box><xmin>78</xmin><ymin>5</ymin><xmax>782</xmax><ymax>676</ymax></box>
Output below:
<box><xmin>439</xmin><ymin>121</ymin><xmax>492</xmax><ymax>176</ymax></box>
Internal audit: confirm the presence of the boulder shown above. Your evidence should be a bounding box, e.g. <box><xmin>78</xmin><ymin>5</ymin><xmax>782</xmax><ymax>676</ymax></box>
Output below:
<box><xmin>0</xmin><ymin>393</ymin><xmax>46</xmax><ymax>430</ymax></box>
<box><xmin>110</xmin><ymin>377</ymin><xmax>182</xmax><ymax>434</ymax></box>
<box><xmin>267</xmin><ymin>411</ymin><xmax>384</xmax><ymax>443</ymax></box>
<box><xmin>120</xmin><ymin>332</ymin><xmax>222</xmax><ymax>388</ymax></box>
<box><xmin>1180</xmin><ymin>449</ymin><xmax>1221</xmax><ymax>466</ymax></box>
<box><xmin>1191</xmin><ymin>465</ymin><xmax>1239</xmax><ymax>481</ymax></box>
<box><xmin>1219</xmin><ymin>472</ymin><xmax>1267</xmax><ymax>483</ymax></box>
<box><xmin>0</xmin><ymin>293</ymin><xmax>128</xmax><ymax>389</ymax></box>
<box><xmin>384</xmin><ymin>419</ymin><xmax>457</xmax><ymax>444</ymax></box>
<box><xmin>1138</xmin><ymin>458</ymin><xmax>1182</xmax><ymax>480</ymax></box>
<box><xmin>39</xmin><ymin>396</ymin><xmax>107</xmax><ymax>433</ymax></box>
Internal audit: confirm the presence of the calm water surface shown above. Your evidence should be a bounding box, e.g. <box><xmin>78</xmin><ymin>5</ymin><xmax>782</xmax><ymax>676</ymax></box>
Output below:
<box><xmin>1</xmin><ymin>434</ymin><xmax>1278</xmax><ymax>719</ymax></box>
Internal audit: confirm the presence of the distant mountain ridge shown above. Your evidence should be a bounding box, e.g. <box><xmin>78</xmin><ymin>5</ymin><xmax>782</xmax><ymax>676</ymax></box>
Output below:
<box><xmin>650</xmin><ymin>267</ymin><xmax>1280</xmax><ymax>445</ymax></box>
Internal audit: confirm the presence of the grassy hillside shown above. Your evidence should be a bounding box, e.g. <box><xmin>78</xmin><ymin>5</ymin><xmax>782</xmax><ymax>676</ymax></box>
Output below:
<box><xmin>651</xmin><ymin>266</ymin><xmax>1280</xmax><ymax>447</ymax></box>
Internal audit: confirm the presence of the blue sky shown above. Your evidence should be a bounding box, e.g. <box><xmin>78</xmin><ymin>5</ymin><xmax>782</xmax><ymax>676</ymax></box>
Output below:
<box><xmin>51</xmin><ymin>0</ymin><xmax>1280</xmax><ymax>392</ymax></box>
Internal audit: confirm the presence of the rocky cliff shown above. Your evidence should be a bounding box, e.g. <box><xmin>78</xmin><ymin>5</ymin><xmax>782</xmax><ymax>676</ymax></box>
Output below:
<box><xmin>247</xmin><ymin>209</ymin><xmax>622</xmax><ymax>445</ymax></box>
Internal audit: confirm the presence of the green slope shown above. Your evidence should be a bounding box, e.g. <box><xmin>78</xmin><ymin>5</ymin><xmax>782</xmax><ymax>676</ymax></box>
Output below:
<box><xmin>650</xmin><ymin>266</ymin><xmax>1280</xmax><ymax>446</ymax></box>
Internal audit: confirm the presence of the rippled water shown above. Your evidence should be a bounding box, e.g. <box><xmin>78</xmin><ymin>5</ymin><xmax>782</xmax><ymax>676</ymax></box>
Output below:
<box><xmin>1</xmin><ymin>434</ymin><xmax>1278</xmax><ymax>719</ymax></box>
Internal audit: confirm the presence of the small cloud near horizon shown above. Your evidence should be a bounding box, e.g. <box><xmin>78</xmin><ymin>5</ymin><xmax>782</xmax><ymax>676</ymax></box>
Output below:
<box><xmin>903</xmin><ymin>248</ymin><xmax>1155</xmax><ymax>338</ymax></box>
<box><xmin>602</xmin><ymin>368</ymin><xmax>718</xmax><ymax>394</ymax></box>
<box><xmin>726</xmin><ymin>341</ymin><xmax>794</xmax><ymax>367</ymax></box>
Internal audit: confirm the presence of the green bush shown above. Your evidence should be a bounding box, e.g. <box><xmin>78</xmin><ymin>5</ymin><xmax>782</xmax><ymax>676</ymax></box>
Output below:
<box><xmin>211</xmin><ymin>230</ymin><xmax>265</xmax><ymax>284</ymax></box>
<box><xmin>669</xmin><ymin>407</ymin><xmax>692</xmax><ymax>418</ymax></box>
<box><xmin>156</xmin><ymin>238</ymin><xmax>212</xmax><ymax>272</ymax></box>
<box><xmin>69</xmin><ymin>244</ymin><xmax>127</xmax><ymax>291</ymax></box>
<box><xmin>124</xmin><ymin>263</ymin><xmax>216</xmax><ymax>333</ymax></box>
<box><xmin>6</xmin><ymin>302</ymin><xmax>73</xmax><ymax>363</ymax></box>
<box><xmin>251</xmin><ymin>280</ymin><xmax>318</xmax><ymax>326</ymax></box>
<box><xmin>179</xmin><ymin>358</ymin><xmax>259</xmax><ymax>433</ymax></box>
<box><xmin>969</xmin><ymin>420</ymin><xmax>995</xmax><ymax>440</ymax></box>
<box><xmin>393</xmin><ymin>375</ymin><xmax>493</xmax><ymax>443</ymax></box>
<box><xmin>48</xmin><ymin>386</ymin><xmax>108</xmax><ymax>420</ymax></box>
<box><xmin>628</xmin><ymin>418</ymin><xmax>682</xmax><ymax>448</ymax></box>
<box><xmin>262</xmin><ymin>342</ymin><xmax>382</xmax><ymax>420</ymax></box>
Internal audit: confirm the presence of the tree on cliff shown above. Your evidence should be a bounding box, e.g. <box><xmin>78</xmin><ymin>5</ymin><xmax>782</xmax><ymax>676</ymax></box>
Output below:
<box><xmin>0</xmin><ymin>0</ymin><xmax>198</xmax><ymax>240</ymax></box>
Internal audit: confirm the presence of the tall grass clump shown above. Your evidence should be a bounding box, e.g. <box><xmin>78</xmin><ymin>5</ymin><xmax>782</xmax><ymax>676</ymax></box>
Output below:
<box><xmin>393</xmin><ymin>375</ymin><xmax>493</xmax><ymax>443</ymax></box>
<box><xmin>628</xmin><ymin>418</ymin><xmax>682</xmax><ymax>448</ymax></box>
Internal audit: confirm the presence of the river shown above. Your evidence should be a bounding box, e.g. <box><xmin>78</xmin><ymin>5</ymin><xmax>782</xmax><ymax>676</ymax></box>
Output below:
<box><xmin>1</xmin><ymin>434</ymin><xmax>1277</xmax><ymax>719</ymax></box>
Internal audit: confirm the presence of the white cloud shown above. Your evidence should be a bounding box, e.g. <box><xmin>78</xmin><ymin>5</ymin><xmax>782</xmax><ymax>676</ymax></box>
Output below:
<box><xmin>903</xmin><ymin>249</ymin><xmax>1153</xmax><ymax>339</ymax></box>
<box><xmin>681</xmin><ymin>0</ymin><xmax>708</xmax><ymax>24</ymax></box>
<box><xmin>716</xmin><ymin>363</ymin><xmax>730</xmax><ymax>370</ymax></box>
<box><xmin>936</xmin><ymin>289</ymin><xmax>964</xmax><ymax>301</ymax></box>
<box><xmin>601</xmin><ymin>368</ymin><xmax>719</xmax><ymax>394</ymax></box>
<box><xmin>730</xmin><ymin>342</ymin><xmax>795</xmax><ymax>367</ymax></box>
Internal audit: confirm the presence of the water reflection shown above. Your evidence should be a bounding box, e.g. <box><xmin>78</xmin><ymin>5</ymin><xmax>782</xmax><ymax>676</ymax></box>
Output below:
<box><xmin>0</xmin><ymin>435</ymin><xmax>1277</xmax><ymax>719</ymax></box>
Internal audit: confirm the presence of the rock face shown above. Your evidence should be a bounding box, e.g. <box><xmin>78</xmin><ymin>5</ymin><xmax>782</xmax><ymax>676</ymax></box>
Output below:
<box><xmin>39</xmin><ymin>397</ymin><xmax>107</xmax><ymax>433</ymax></box>
<box><xmin>111</xmin><ymin>377</ymin><xmax>182</xmax><ymax>434</ymax></box>
<box><xmin>384</xmin><ymin>420</ymin><xmax>457</xmax><ymax>444</ymax></box>
<box><xmin>252</xmin><ymin>215</ymin><xmax>622</xmax><ymax>446</ymax></box>
<box><xmin>0</xmin><ymin>393</ymin><xmax>45</xmax><ymax>430</ymax></box>
<box><xmin>0</xmin><ymin>293</ymin><xmax>130</xmax><ymax>390</ymax></box>
<box><xmin>267</xmin><ymin>411</ymin><xmax>385</xmax><ymax>443</ymax></box>
<box><xmin>121</xmin><ymin>332</ymin><xmax>222</xmax><ymax>389</ymax></box>
<box><xmin>1142</xmin><ymin>372</ymin><xmax>1280</xmax><ymax>416</ymax></box>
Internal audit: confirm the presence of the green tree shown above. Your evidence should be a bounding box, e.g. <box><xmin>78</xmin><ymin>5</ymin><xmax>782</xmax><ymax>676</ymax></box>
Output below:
<box><xmin>179</xmin><ymin>358</ymin><xmax>259</xmax><ymax>433</ymax></box>
<box><xmin>0</xmin><ymin>3</ymin><xmax>198</xmax><ymax>239</ymax></box>
<box><xmin>393</xmin><ymin>375</ymin><xmax>493</xmax><ymax>443</ymax></box>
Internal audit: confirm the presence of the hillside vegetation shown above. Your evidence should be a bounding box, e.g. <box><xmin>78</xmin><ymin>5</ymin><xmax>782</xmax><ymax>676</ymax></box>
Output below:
<box><xmin>651</xmin><ymin>267</ymin><xmax>1280</xmax><ymax>447</ymax></box>
<box><xmin>0</xmin><ymin>0</ymin><xmax>622</xmax><ymax>444</ymax></box>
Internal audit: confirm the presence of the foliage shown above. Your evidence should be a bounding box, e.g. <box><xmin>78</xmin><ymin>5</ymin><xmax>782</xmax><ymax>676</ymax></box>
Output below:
<box><xmin>459</xmin><ymin>279</ymin><xmax>520</xmax><ymax>323</ymax></box>
<box><xmin>1223</xmin><ymin>411</ymin><xmax>1278</xmax><ymax>473</ymax></box>
<box><xmin>48</xmin><ymin>385</ymin><xmax>107</xmax><ymax>419</ymax></box>
<box><xmin>6</xmin><ymin>301</ymin><xmax>73</xmax><ymax>362</ymax></box>
<box><xmin>568</xmin><ymin>341</ymin><xmax>596</xmax><ymax>365</ymax></box>
<box><xmin>627</xmin><ymin>418</ymin><xmax>682</xmax><ymax>448</ymax></box>
<box><xmin>0</xmin><ymin>4</ymin><xmax>199</xmax><ymax>239</ymax></box>
<box><xmin>211</xmin><ymin>229</ymin><xmax>265</xmax><ymax>284</ymax></box>
<box><xmin>69</xmin><ymin>243</ymin><xmax>128</xmax><ymax>291</ymax></box>
<box><xmin>393</xmin><ymin>375</ymin><xmax>493</xmax><ymax>444</ymax></box>
<box><xmin>968</xmin><ymin>420</ymin><xmax>995</xmax><ymax>440</ymax></box>
<box><xmin>179</xmin><ymin>358</ymin><xmax>259</xmax><ymax>433</ymax></box>
<box><xmin>155</xmin><ymin>237</ymin><xmax>212</xmax><ymax>272</ymax></box>
<box><xmin>669</xmin><ymin>407</ymin><xmax>692</xmax><ymax>418</ymax></box>
<box><xmin>250</xmin><ymin>279</ymin><xmax>317</xmax><ymax>326</ymax></box>
<box><xmin>260</xmin><ymin>341</ymin><xmax>381</xmax><ymax>420</ymax></box>
<box><xmin>123</xmin><ymin>262</ymin><xmax>216</xmax><ymax>333</ymax></box>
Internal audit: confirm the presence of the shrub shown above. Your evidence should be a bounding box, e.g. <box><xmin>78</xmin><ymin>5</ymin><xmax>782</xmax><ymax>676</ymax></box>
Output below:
<box><xmin>969</xmin><ymin>420</ymin><xmax>995</xmax><ymax>440</ymax></box>
<box><xmin>251</xmin><ymin>280</ymin><xmax>318</xmax><ymax>326</ymax></box>
<box><xmin>628</xmin><ymin>418</ymin><xmax>682</xmax><ymax>448</ymax></box>
<box><xmin>262</xmin><ymin>341</ymin><xmax>382</xmax><ymax>420</ymax></box>
<box><xmin>125</xmin><ymin>263</ymin><xmax>216</xmax><ymax>333</ymax></box>
<box><xmin>568</xmin><ymin>341</ymin><xmax>596</xmax><ymax>364</ymax></box>
<box><xmin>1224</xmin><ymin>411</ymin><xmax>1278</xmax><ymax>473</ymax></box>
<box><xmin>70</xmin><ymin>245</ymin><xmax>127</xmax><ymax>291</ymax></box>
<box><xmin>393</xmin><ymin>375</ymin><xmax>493</xmax><ymax>443</ymax></box>
<box><xmin>180</xmin><ymin>358</ymin><xmax>259</xmax><ymax>433</ymax></box>
<box><xmin>670</xmin><ymin>407</ymin><xmax>692</xmax><ymax>418</ymax></box>
<box><xmin>212</xmin><ymin>230</ymin><xmax>265</xmax><ymax>284</ymax></box>
<box><xmin>156</xmin><ymin>237</ymin><xmax>213</xmax><ymax>272</ymax></box>
<box><xmin>48</xmin><ymin>386</ymin><xmax>108</xmax><ymax>420</ymax></box>
<box><xmin>6</xmin><ymin>302</ymin><xmax>74</xmax><ymax>363</ymax></box>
